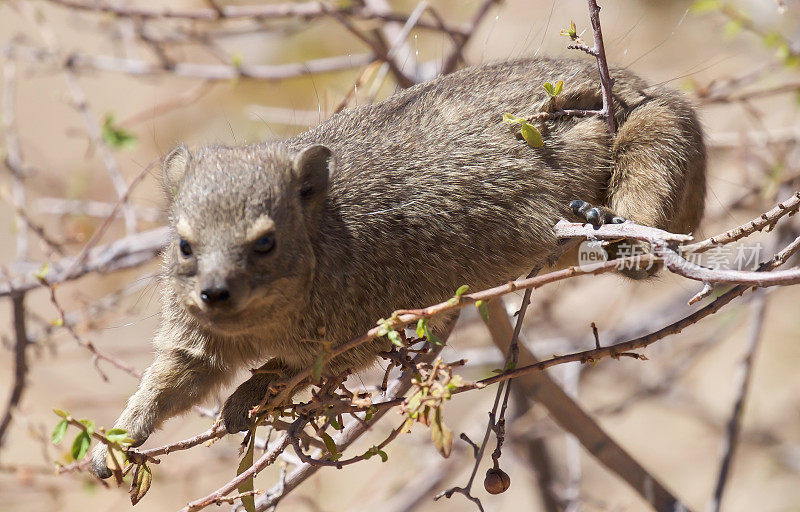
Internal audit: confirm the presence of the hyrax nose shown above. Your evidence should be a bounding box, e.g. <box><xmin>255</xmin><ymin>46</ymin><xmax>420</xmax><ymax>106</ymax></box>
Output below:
<box><xmin>200</xmin><ymin>287</ymin><xmax>231</xmax><ymax>306</ymax></box>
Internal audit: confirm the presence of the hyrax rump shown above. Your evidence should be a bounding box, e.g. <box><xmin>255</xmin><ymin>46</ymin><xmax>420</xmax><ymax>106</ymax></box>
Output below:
<box><xmin>92</xmin><ymin>57</ymin><xmax>705</xmax><ymax>477</ymax></box>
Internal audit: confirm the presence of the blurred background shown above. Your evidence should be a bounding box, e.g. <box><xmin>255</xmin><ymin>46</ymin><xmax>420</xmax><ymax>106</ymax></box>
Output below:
<box><xmin>1</xmin><ymin>0</ymin><xmax>800</xmax><ymax>511</ymax></box>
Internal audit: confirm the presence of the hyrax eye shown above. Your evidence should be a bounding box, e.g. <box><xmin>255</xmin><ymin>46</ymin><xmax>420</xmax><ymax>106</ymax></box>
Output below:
<box><xmin>253</xmin><ymin>234</ymin><xmax>276</xmax><ymax>254</ymax></box>
<box><xmin>179</xmin><ymin>238</ymin><xmax>193</xmax><ymax>257</ymax></box>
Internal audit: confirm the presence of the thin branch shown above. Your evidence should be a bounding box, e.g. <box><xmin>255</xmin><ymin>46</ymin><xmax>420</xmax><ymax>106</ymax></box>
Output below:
<box><xmin>658</xmin><ymin>243</ymin><xmax>800</xmax><ymax>287</ymax></box>
<box><xmin>436</xmin><ymin>268</ymin><xmax>538</xmax><ymax>510</ymax></box>
<box><xmin>683</xmin><ymin>190</ymin><xmax>800</xmax><ymax>254</ymax></box>
<box><xmin>179</xmin><ymin>434</ymin><xmax>290</xmax><ymax>512</ymax></box>
<box><xmin>0</xmin><ymin>294</ymin><xmax>29</xmax><ymax>449</ymax></box>
<box><xmin>40</xmin><ymin>276</ymin><xmax>142</xmax><ymax>379</ymax></box>
<box><xmin>585</xmin><ymin>0</ymin><xmax>615</xmax><ymax>134</ymax></box>
<box><xmin>12</xmin><ymin>0</ymin><xmax>138</xmax><ymax>234</ymax></box>
<box><xmin>61</xmin><ymin>161</ymin><xmax>154</xmax><ymax>281</ymax></box>
<box><xmin>328</xmin><ymin>11</ymin><xmax>414</xmax><ymax>88</ymax></box>
<box><xmin>0</xmin><ymin>226</ymin><xmax>167</xmax><ymax>298</ymax></box>
<box><xmin>483</xmin><ymin>299</ymin><xmax>691</xmax><ymax>512</ymax></box>
<box><xmin>706</xmin><ymin>292</ymin><xmax>769</xmax><ymax>512</ymax></box>
<box><xmin>440</xmin><ymin>0</ymin><xmax>500</xmax><ymax>74</ymax></box>
<box><xmin>252</xmin><ymin>319</ymin><xmax>457</xmax><ymax>511</ymax></box>
<box><xmin>468</xmin><ymin>232</ymin><xmax>800</xmax><ymax>393</ymax></box>
<box><xmin>5</xmin><ymin>43</ymin><xmax>375</xmax><ymax>81</ymax></box>
<box><xmin>2</xmin><ymin>57</ymin><xmax>28</xmax><ymax>259</ymax></box>
<box><xmin>41</xmin><ymin>0</ymin><xmax>467</xmax><ymax>34</ymax></box>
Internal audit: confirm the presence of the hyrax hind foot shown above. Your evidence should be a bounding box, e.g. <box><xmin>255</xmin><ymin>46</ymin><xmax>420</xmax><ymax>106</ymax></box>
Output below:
<box><xmin>569</xmin><ymin>199</ymin><xmax>627</xmax><ymax>228</ymax></box>
<box><xmin>221</xmin><ymin>373</ymin><xmax>277</xmax><ymax>433</ymax></box>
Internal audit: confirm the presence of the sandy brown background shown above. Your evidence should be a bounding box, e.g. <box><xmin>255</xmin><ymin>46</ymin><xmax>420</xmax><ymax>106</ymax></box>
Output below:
<box><xmin>1</xmin><ymin>1</ymin><xmax>800</xmax><ymax>511</ymax></box>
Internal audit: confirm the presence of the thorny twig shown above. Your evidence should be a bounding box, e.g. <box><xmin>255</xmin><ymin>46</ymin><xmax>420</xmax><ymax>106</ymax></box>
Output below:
<box><xmin>707</xmin><ymin>292</ymin><xmax>769</xmax><ymax>512</ymax></box>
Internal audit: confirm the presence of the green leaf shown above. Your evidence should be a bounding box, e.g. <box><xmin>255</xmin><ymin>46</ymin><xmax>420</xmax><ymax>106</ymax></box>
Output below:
<box><xmin>321</xmin><ymin>432</ymin><xmax>341</xmax><ymax>461</ymax></box>
<box><xmin>106</xmin><ymin>428</ymin><xmax>134</xmax><ymax>445</ymax></box>
<box><xmin>33</xmin><ymin>262</ymin><xmax>50</xmax><ymax>282</ymax></box>
<box><xmin>416</xmin><ymin>318</ymin><xmax>426</xmax><ymax>339</ymax></box>
<box><xmin>724</xmin><ymin>19</ymin><xmax>743</xmax><ymax>37</ymax></box>
<box><xmin>763</xmin><ymin>31</ymin><xmax>783</xmax><ymax>48</ymax></box>
<box><xmin>399</xmin><ymin>417</ymin><xmax>414</xmax><ymax>435</ymax></box>
<box><xmin>520</xmin><ymin>122</ymin><xmax>544</xmax><ymax>148</ymax></box>
<box><xmin>52</xmin><ymin>419</ymin><xmax>68</xmax><ymax>445</ymax></box>
<box><xmin>778</xmin><ymin>45</ymin><xmax>800</xmax><ymax>68</ymax></box>
<box><xmin>446</xmin><ymin>285</ymin><xmax>469</xmax><ymax>306</ymax></box>
<box><xmin>312</xmin><ymin>352</ymin><xmax>324</xmax><ymax>384</ymax></box>
<box><xmin>422</xmin><ymin>320</ymin><xmax>442</xmax><ymax>346</ymax></box>
<box><xmin>71</xmin><ymin>431</ymin><xmax>91</xmax><ymax>460</ymax></box>
<box><xmin>101</xmin><ymin>114</ymin><xmax>137</xmax><ymax>150</ymax></box>
<box><xmin>129</xmin><ymin>463</ymin><xmax>153</xmax><ymax>506</ymax></box>
<box><xmin>690</xmin><ymin>0</ymin><xmax>721</xmax><ymax>13</ymax></box>
<box><xmin>543</xmin><ymin>82</ymin><xmax>556</xmax><ymax>97</ymax></box>
<box><xmin>502</xmin><ymin>112</ymin><xmax>526</xmax><ymax>125</ymax></box>
<box><xmin>559</xmin><ymin>20</ymin><xmax>577</xmax><ymax>38</ymax></box>
<box><xmin>430</xmin><ymin>408</ymin><xmax>453</xmax><ymax>458</ymax></box>
<box><xmin>387</xmin><ymin>329</ymin><xmax>404</xmax><ymax>347</ymax></box>
<box><xmin>553</xmin><ymin>80</ymin><xmax>564</xmax><ymax>96</ymax></box>
<box><xmin>405</xmin><ymin>390</ymin><xmax>424</xmax><ymax>418</ymax></box>
<box><xmin>53</xmin><ymin>409</ymin><xmax>69</xmax><ymax>419</ymax></box>
<box><xmin>79</xmin><ymin>419</ymin><xmax>95</xmax><ymax>437</ymax></box>
<box><xmin>475</xmin><ymin>300</ymin><xmax>489</xmax><ymax>324</ymax></box>
<box><xmin>446</xmin><ymin>375</ymin><xmax>464</xmax><ymax>392</ymax></box>
<box><xmin>364</xmin><ymin>406</ymin><xmax>377</xmax><ymax>422</ymax></box>
<box><xmin>231</xmin><ymin>51</ymin><xmax>244</xmax><ymax>68</ymax></box>
<box><xmin>237</xmin><ymin>432</ymin><xmax>256</xmax><ymax>512</ymax></box>
<box><xmin>362</xmin><ymin>446</ymin><xmax>389</xmax><ymax>462</ymax></box>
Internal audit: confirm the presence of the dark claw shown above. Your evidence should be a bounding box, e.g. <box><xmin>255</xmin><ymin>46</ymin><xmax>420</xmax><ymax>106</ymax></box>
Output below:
<box><xmin>585</xmin><ymin>207</ymin><xmax>601</xmax><ymax>227</ymax></box>
<box><xmin>570</xmin><ymin>199</ymin><xmax>590</xmax><ymax>216</ymax></box>
<box><xmin>568</xmin><ymin>199</ymin><xmax>628</xmax><ymax>227</ymax></box>
<box><xmin>94</xmin><ymin>462</ymin><xmax>112</xmax><ymax>480</ymax></box>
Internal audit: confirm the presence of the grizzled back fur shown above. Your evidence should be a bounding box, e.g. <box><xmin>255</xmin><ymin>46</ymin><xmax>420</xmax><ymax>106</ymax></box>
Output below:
<box><xmin>91</xmin><ymin>57</ymin><xmax>706</xmax><ymax>479</ymax></box>
<box><xmin>160</xmin><ymin>56</ymin><xmax>705</xmax><ymax>371</ymax></box>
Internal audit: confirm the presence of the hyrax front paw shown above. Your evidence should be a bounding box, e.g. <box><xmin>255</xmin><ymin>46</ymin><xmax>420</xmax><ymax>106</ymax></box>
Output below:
<box><xmin>91</xmin><ymin>443</ymin><xmax>112</xmax><ymax>479</ymax></box>
<box><xmin>569</xmin><ymin>200</ymin><xmax>626</xmax><ymax>228</ymax></box>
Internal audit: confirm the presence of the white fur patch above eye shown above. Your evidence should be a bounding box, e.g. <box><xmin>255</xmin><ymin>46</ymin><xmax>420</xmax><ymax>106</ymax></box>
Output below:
<box><xmin>176</xmin><ymin>218</ymin><xmax>194</xmax><ymax>240</ymax></box>
<box><xmin>246</xmin><ymin>215</ymin><xmax>276</xmax><ymax>242</ymax></box>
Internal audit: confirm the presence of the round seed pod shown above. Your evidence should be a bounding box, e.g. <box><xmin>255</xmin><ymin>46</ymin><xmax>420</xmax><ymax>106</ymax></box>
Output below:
<box><xmin>484</xmin><ymin>467</ymin><xmax>511</xmax><ymax>494</ymax></box>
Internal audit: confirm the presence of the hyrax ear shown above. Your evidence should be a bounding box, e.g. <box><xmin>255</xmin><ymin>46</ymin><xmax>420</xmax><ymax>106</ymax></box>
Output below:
<box><xmin>292</xmin><ymin>144</ymin><xmax>332</xmax><ymax>207</ymax></box>
<box><xmin>162</xmin><ymin>144</ymin><xmax>191</xmax><ymax>201</ymax></box>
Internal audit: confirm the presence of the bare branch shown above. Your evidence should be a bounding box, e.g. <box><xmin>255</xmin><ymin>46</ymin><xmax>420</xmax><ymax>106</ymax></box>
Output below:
<box><xmin>0</xmin><ymin>227</ymin><xmax>168</xmax><ymax>298</ymax></box>
<box><xmin>440</xmin><ymin>0</ymin><xmax>500</xmax><ymax>74</ymax></box>
<box><xmin>41</xmin><ymin>0</ymin><xmax>467</xmax><ymax>34</ymax></box>
<box><xmin>0</xmin><ymin>294</ymin><xmax>29</xmax><ymax>449</ymax></box>
<box><xmin>4</xmin><ymin>44</ymin><xmax>374</xmax><ymax>82</ymax></box>
<box><xmin>483</xmin><ymin>299</ymin><xmax>692</xmax><ymax>512</ymax></box>
<box><xmin>683</xmin><ymin>190</ymin><xmax>800</xmax><ymax>254</ymax></box>
<box><xmin>706</xmin><ymin>292</ymin><xmax>769</xmax><ymax>512</ymax></box>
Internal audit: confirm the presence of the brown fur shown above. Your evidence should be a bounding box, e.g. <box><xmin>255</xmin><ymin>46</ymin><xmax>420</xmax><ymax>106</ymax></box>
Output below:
<box><xmin>92</xmin><ymin>57</ymin><xmax>705</xmax><ymax>477</ymax></box>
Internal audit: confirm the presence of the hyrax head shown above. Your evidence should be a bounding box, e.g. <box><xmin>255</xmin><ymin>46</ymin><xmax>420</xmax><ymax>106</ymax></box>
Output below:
<box><xmin>161</xmin><ymin>142</ymin><xmax>332</xmax><ymax>335</ymax></box>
